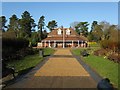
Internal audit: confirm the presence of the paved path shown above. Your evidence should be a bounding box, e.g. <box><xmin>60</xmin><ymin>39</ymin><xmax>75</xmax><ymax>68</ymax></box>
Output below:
<box><xmin>5</xmin><ymin>48</ymin><xmax>97</xmax><ymax>88</ymax></box>
<box><xmin>35</xmin><ymin>57</ymin><xmax>89</xmax><ymax>76</ymax></box>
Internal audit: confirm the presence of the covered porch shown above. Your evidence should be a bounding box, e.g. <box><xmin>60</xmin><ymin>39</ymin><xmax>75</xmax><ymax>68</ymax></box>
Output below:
<box><xmin>38</xmin><ymin>40</ymin><xmax>88</xmax><ymax>48</ymax></box>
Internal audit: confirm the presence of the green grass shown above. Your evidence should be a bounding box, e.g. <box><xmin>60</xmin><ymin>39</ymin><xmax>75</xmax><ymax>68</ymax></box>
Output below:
<box><xmin>7</xmin><ymin>48</ymin><xmax>55</xmax><ymax>73</ymax></box>
<box><xmin>71</xmin><ymin>48</ymin><xmax>119</xmax><ymax>87</ymax></box>
<box><xmin>8</xmin><ymin>54</ymin><xmax>43</xmax><ymax>72</ymax></box>
<box><xmin>43</xmin><ymin>48</ymin><xmax>55</xmax><ymax>56</ymax></box>
<box><xmin>72</xmin><ymin>47</ymin><xmax>100</xmax><ymax>56</ymax></box>
<box><xmin>84</xmin><ymin>55</ymin><xmax>118</xmax><ymax>87</ymax></box>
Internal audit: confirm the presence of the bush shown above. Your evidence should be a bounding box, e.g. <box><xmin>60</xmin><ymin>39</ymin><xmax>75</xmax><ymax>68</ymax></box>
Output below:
<box><xmin>100</xmin><ymin>39</ymin><xmax>118</xmax><ymax>52</ymax></box>
<box><xmin>2</xmin><ymin>38</ymin><xmax>29</xmax><ymax>49</ymax></box>
<box><xmin>3</xmin><ymin>47</ymin><xmax>39</xmax><ymax>62</ymax></box>
<box><xmin>2</xmin><ymin>38</ymin><xmax>29</xmax><ymax>61</ymax></box>
<box><xmin>100</xmin><ymin>40</ymin><xmax>109</xmax><ymax>49</ymax></box>
<box><xmin>94</xmin><ymin>48</ymin><xmax>120</xmax><ymax>63</ymax></box>
<box><xmin>107</xmin><ymin>53</ymin><xmax>120</xmax><ymax>63</ymax></box>
<box><xmin>94</xmin><ymin>49</ymin><xmax>107</xmax><ymax>56</ymax></box>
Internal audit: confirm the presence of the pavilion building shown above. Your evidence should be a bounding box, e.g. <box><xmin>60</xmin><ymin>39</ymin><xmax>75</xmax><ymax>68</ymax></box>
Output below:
<box><xmin>37</xmin><ymin>27</ymin><xmax>88</xmax><ymax>48</ymax></box>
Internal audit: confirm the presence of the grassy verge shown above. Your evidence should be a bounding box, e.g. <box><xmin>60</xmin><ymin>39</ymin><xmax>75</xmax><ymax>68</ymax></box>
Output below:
<box><xmin>7</xmin><ymin>48</ymin><xmax>55</xmax><ymax>74</ymax></box>
<box><xmin>72</xmin><ymin>48</ymin><xmax>118</xmax><ymax>87</ymax></box>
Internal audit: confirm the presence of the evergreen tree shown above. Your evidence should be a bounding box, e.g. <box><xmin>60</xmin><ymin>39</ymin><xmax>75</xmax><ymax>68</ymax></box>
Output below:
<box><xmin>0</xmin><ymin>16</ymin><xmax>7</xmax><ymax>32</ymax></box>
<box><xmin>38</xmin><ymin>16</ymin><xmax>45</xmax><ymax>41</ymax></box>
<box><xmin>8</xmin><ymin>14</ymin><xmax>19</xmax><ymax>37</ymax></box>
<box><xmin>88</xmin><ymin>21</ymin><xmax>98</xmax><ymax>41</ymax></box>
<box><xmin>75</xmin><ymin>22</ymin><xmax>89</xmax><ymax>37</ymax></box>
<box><xmin>91</xmin><ymin>21</ymin><xmax>98</xmax><ymax>32</ymax></box>
<box><xmin>42</xmin><ymin>30</ymin><xmax>48</xmax><ymax>39</ymax></box>
<box><xmin>19</xmin><ymin>11</ymin><xmax>35</xmax><ymax>39</ymax></box>
<box><xmin>47</xmin><ymin>20</ymin><xmax>57</xmax><ymax>31</ymax></box>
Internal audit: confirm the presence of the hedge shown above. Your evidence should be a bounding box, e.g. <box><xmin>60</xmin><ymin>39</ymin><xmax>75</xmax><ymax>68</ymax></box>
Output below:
<box><xmin>2</xmin><ymin>38</ymin><xmax>29</xmax><ymax>61</ymax></box>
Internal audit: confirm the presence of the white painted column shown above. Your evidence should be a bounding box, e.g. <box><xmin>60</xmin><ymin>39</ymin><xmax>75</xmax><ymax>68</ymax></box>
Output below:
<box><xmin>54</xmin><ymin>41</ymin><xmax>56</xmax><ymax>48</ymax></box>
<box><xmin>83</xmin><ymin>42</ymin><xmax>85</xmax><ymax>47</ymax></box>
<box><xmin>78</xmin><ymin>40</ymin><xmax>79</xmax><ymax>47</ymax></box>
<box><xmin>81</xmin><ymin>41</ymin><xmax>83</xmax><ymax>47</ymax></box>
<box><xmin>49</xmin><ymin>40</ymin><xmax>51</xmax><ymax>47</ymax></box>
<box><xmin>72</xmin><ymin>41</ymin><xmax>74</xmax><ymax>47</ymax></box>
<box><xmin>63</xmin><ymin>29</ymin><xmax>65</xmax><ymax>48</ymax></box>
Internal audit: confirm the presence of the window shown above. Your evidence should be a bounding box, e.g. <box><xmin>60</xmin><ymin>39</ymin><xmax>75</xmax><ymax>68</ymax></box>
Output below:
<box><xmin>57</xmin><ymin>28</ymin><xmax>62</xmax><ymax>35</ymax></box>
<box><xmin>66</xmin><ymin>29</ymin><xmax>71</xmax><ymax>35</ymax></box>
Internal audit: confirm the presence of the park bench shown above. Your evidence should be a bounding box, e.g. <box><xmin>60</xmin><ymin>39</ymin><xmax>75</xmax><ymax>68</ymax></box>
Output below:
<box><xmin>81</xmin><ymin>50</ymin><xmax>89</xmax><ymax>57</ymax></box>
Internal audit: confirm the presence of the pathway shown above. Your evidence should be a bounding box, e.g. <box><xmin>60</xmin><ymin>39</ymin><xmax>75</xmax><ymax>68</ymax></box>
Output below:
<box><xmin>5</xmin><ymin>48</ymin><xmax>98</xmax><ymax>88</ymax></box>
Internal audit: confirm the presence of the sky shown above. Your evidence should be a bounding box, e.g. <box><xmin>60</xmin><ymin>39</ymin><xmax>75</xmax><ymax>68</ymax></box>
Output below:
<box><xmin>2</xmin><ymin>2</ymin><xmax>118</xmax><ymax>32</ymax></box>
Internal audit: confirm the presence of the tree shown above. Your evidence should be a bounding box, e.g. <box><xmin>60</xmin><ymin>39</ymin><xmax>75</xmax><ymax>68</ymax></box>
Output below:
<box><xmin>38</xmin><ymin>16</ymin><xmax>45</xmax><ymax>41</ymax></box>
<box><xmin>47</xmin><ymin>20</ymin><xmax>57</xmax><ymax>31</ymax></box>
<box><xmin>19</xmin><ymin>11</ymin><xmax>35</xmax><ymax>39</ymax></box>
<box><xmin>91</xmin><ymin>21</ymin><xmax>98</xmax><ymax>32</ymax></box>
<box><xmin>88</xmin><ymin>21</ymin><xmax>98</xmax><ymax>41</ymax></box>
<box><xmin>42</xmin><ymin>30</ymin><xmax>48</xmax><ymax>39</ymax></box>
<box><xmin>75</xmin><ymin>22</ymin><xmax>89</xmax><ymax>37</ymax></box>
<box><xmin>100</xmin><ymin>25</ymin><xmax>118</xmax><ymax>52</ymax></box>
<box><xmin>99</xmin><ymin>21</ymin><xmax>110</xmax><ymax>40</ymax></box>
<box><xmin>7</xmin><ymin>14</ymin><xmax>19</xmax><ymax>37</ymax></box>
<box><xmin>0</xmin><ymin>16</ymin><xmax>7</xmax><ymax>32</ymax></box>
<box><xmin>92</xmin><ymin>25</ymin><xmax>103</xmax><ymax>42</ymax></box>
<box><xmin>30</xmin><ymin>31</ymin><xmax>39</xmax><ymax>47</ymax></box>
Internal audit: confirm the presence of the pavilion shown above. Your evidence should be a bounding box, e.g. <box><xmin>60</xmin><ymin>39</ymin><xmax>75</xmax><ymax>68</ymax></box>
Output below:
<box><xmin>37</xmin><ymin>27</ymin><xmax>88</xmax><ymax>48</ymax></box>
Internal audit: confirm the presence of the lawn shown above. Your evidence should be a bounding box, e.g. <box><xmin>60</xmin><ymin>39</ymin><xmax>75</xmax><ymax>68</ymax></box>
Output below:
<box><xmin>71</xmin><ymin>48</ymin><xmax>119</xmax><ymax>88</ymax></box>
<box><xmin>43</xmin><ymin>48</ymin><xmax>55</xmax><ymax>56</ymax></box>
<box><xmin>72</xmin><ymin>47</ymin><xmax>100</xmax><ymax>56</ymax></box>
<box><xmin>7</xmin><ymin>48</ymin><xmax>55</xmax><ymax>74</ymax></box>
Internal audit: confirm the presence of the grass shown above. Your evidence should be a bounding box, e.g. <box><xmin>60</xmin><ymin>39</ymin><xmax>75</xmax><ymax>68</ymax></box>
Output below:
<box><xmin>7</xmin><ymin>48</ymin><xmax>55</xmax><ymax>73</ymax></box>
<box><xmin>84</xmin><ymin>55</ymin><xmax>118</xmax><ymax>87</ymax></box>
<box><xmin>72</xmin><ymin>47</ymin><xmax>100</xmax><ymax>56</ymax></box>
<box><xmin>43</xmin><ymin>48</ymin><xmax>55</xmax><ymax>56</ymax></box>
<box><xmin>71</xmin><ymin>48</ymin><xmax>119</xmax><ymax>87</ymax></box>
<box><xmin>8</xmin><ymin>54</ymin><xmax>43</xmax><ymax>73</ymax></box>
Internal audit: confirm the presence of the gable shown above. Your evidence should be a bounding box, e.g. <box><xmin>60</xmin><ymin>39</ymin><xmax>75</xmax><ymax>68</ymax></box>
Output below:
<box><xmin>48</xmin><ymin>28</ymin><xmax>79</xmax><ymax>37</ymax></box>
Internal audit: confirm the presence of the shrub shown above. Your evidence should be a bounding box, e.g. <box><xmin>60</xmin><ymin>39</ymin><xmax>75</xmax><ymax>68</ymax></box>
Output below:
<box><xmin>100</xmin><ymin>39</ymin><xmax>118</xmax><ymax>53</ymax></box>
<box><xmin>94</xmin><ymin>48</ymin><xmax>120</xmax><ymax>63</ymax></box>
<box><xmin>2</xmin><ymin>38</ymin><xmax>29</xmax><ymax>61</ymax></box>
<box><xmin>94</xmin><ymin>49</ymin><xmax>107</xmax><ymax>56</ymax></box>
<box><xmin>100</xmin><ymin>40</ymin><xmax>109</xmax><ymax>49</ymax></box>
<box><xmin>2</xmin><ymin>38</ymin><xmax>29</xmax><ymax>49</ymax></box>
<box><xmin>107</xmin><ymin>53</ymin><xmax>120</xmax><ymax>63</ymax></box>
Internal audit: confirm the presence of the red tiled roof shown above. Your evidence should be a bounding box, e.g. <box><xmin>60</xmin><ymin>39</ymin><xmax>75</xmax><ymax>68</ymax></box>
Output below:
<box><xmin>48</xmin><ymin>28</ymin><xmax>79</xmax><ymax>37</ymax></box>
<box><xmin>42</xmin><ymin>28</ymin><xmax>88</xmax><ymax>41</ymax></box>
